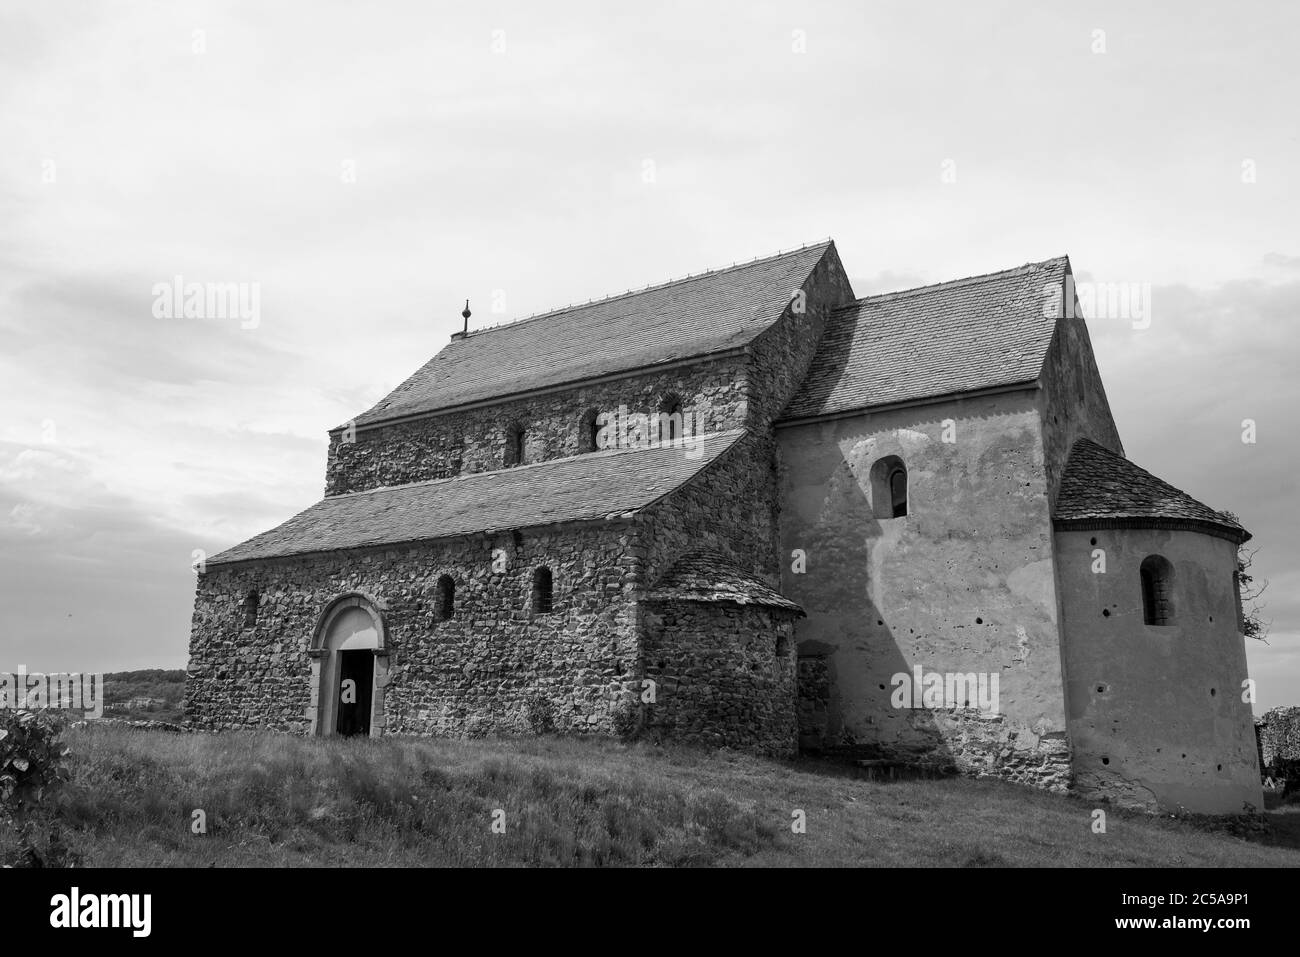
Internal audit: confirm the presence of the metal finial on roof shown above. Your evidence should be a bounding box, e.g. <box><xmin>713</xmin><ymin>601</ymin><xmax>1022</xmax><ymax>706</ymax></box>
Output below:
<box><xmin>460</xmin><ymin>299</ymin><xmax>471</xmax><ymax>335</ymax></box>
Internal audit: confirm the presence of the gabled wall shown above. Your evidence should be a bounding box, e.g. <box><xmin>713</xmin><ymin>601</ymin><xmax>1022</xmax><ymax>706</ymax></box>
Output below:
<box><xmin>637</xmin><ymin>434</ymin><xmax>778</xmax><ymax>588</ymax></box>
<box><xmin>1037</xmin><ymin>265</ymin><xmax>1124</xmax><ymax>506</ymax></box>
<box><xmin>746</xmin><ymin>243</ymin><xmax>856</xmax><ymax>429</ymax></box>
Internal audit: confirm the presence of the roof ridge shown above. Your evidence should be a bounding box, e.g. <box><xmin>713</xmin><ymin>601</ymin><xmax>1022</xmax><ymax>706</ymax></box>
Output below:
<box><xmin>461</xmin><ymin>239</ymin><xmax>833</xmax><ymax>337</ymax></box>
<box><xmin>323</xmin><ymin>428</ymin><xmax>747</xmax><ymax>499</ymax></box>
<box><xmin>845</xmin><ymin>255</ymin><xmax>1069</xmax><ymax>307</ymax></box>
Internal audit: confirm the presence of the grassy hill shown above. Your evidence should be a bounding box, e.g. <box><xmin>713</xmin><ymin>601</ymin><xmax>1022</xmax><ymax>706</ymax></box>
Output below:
<box><xmin>37</xmin><ymin>726</ymin><xmax>1300</xmax><ymax>867</ymax></box>
<box><xmin>100</xmin><ymin>669</ymin><xmax>186</xmax><ymax>723</ymax></box>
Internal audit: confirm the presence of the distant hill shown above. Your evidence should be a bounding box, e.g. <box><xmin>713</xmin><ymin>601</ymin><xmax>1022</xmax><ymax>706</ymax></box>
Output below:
<box><xmin>101</xmin><ymin>669</ymin><xmax>185</xmax><ymax>723</ymax></box>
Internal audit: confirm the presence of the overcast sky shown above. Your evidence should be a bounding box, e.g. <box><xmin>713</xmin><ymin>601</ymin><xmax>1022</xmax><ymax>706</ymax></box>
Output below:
<box><xmin>1</xmin><ymin>1</ymin><xmax>1296</xmax><ymax>711</ymax></box>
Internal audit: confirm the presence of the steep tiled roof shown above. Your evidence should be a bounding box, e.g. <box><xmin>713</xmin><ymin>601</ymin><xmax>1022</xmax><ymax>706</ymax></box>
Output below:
<box><xmin>350</xmin><ymin>242</ymin><xmax>833</xmax><ymax>428</ymax></box>
<box><xmin>209</xmin><ymin>432</ymin><xmax>745</xmax><ymax>566</ymax></box>
<box><xmin>646</xmin><ymin>549</ymin><xmax>803</xmax><ymax>615</ymax></box>
<box><xmin>1054</xmin><ymin>439</ymin><xmax>1249</xmax><ymax>542</ymax></box>
<box><xmin>782</xmin><ymin>257</ymin><xmax>1069</xmax><ymax>419</ymax></box>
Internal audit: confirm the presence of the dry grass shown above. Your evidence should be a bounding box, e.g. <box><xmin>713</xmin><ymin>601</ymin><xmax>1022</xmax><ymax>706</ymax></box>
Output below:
<box><xmin>42</xmin><ymin>726</ymin><xmax>1300</xmax><ymax>867</ymax></box>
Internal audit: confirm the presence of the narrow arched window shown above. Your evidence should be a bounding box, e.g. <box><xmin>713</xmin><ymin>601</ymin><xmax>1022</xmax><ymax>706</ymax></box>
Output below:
<box><xmin>505</xmin><ymin>424</ymin><xmax>527</xmax><ymax>466</ymax></box>
<box><xmin>870</xmin><ymin>456</ymin><xmax>908</xmax><ymax>519</ymax></box>
<box><xmin>889</xmin><ymin>466</ymin><xmax>907</xmax><ymax>517</ymax></box>
<box><xmin>436</xmin><ymin>575</ymin><xmax>455</xmax><ymax>620</ymax></box>
<box><xmin>1140</xmin><ymin>555</ymin><xmax>1174</xmax><ymax>625</ymax></box>
<box><xmin>580</xmin><ymin>408</ymin><xmax>601</xmax><ymax>453</ymax></box>
<box><xmin>657</xmin><ymin>393</ymin><xmax>683</xmax><ymax>444</ymax></box>
<box><xmin>242</xmin><ymin>591</ymin><xmax>259</xmax><ymax>628</ymax></box>
<box><xmin>532</xmin><ymin>566</ymin><xmax>553</xmax><ymax>614</ymax></box>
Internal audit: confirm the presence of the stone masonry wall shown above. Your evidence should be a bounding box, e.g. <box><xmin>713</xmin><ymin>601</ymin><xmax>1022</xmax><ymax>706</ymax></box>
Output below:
<box><xmin>637</xmin><ymin>434</ymin><xmax>780</xmax><ymax>589</ymax></box>
<box><xmin>184</xmin><ymin>521</ymin><xmax>641</xmax><ymax>736</ymax></box>
<box><xmin>626</xmin><ymin>436</ymin><xmax>802</xmax><ymax>754</ymax></box>
<box><xmin>1258</xmin><ymin>706</ymin><xmax>1300</xmax><ymax>772</ymax></box>
<box><xmin>747</xmin><ymin>242</ymin><xmax>856</xmax><ymax>429</ymax></box>
<box><xmin>641</xmin><ymin>602</ymin><xmax>798</xmax><ymax>756</ymax></box>
<box><xmin>325</xmin><ymin>356</ymin><xmax>749</xmax><ymax>495</ymax></box>
<box><xmin>796</xmin><ymin>654</ymin><xmax>831</xmax><ymax>751</ymax></box>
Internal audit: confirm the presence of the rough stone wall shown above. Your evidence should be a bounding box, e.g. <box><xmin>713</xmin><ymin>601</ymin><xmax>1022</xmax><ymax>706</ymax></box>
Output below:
<box><xmin>1258</xmin><ymin>706</ymin><xmax>1300</xmax><ymax>771</ymax></box>
<box><xmin>796</xmin><ymin>654</ymin><xmax>831</xmax><ymax>750</ymax></box>
<box><xmin>641</xmin><ymin>601</ymin><xmax>798</xmax><ymax>756</ymax></box>
<box><xmin>638</xmin><ymin>434</ymin><xmax>780</xmax><ymax>589</ymax></box>
<box><xmin>777</xmin><ymin>391</ymin><xmax>1073</xmax><ymax>790</ymax></box>
<box><xmin>325</xmin><ymin>356</ymin><xmax>748</xmax><ymax>495</ymax></box>
<box><xmin>1038</xmin><ymin>268</ymin><xmax>1125</xmax><ymax>506</ymax></box>
<box><xmin>184</xmin><ymin>521</ymin><xmax>642</xmax><ymax>737</ymax></box>
<box><xmin>747</xmin><ymin>243</ymin><xmax>855</xmax><ymax>430</ymax></box>
<box><xmin>1055</xmin><ymin>526</ymin><xmax>1261</xmax><ymax>813</ymax></box>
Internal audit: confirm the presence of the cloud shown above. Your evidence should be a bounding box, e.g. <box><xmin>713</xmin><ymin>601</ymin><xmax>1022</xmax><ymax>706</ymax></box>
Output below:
<box><xmin>1262</xmin><ymin>252</ymin><xmax>1300</xmax><ymax>272</ymax></box>
<box><xmin>852</xmin><ymin>270</ymin><xmax>932</xmax><ymax>296</ymax></box>
<box><xmin>1084</xmin><ymin>273</ymin><xmax>1300</xmax><ymax>706</ymax></box>
<box><xmin>0</xmin><ymin>441</ymin><xmax>211</xmax><ymax>672</ymax></box>
<box><xmin>0</xmin><ymin>271</ymin><xmax>296</xmax><ymax>389</ymax></box>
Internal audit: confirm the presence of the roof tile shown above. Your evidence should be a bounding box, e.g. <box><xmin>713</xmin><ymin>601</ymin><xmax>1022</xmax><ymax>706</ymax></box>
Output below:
<box><xmin>647</xmin><ymin>549</ymin><xmax>803</xmax><ymax>614</ymax></box>
<box><xmin>1054</xmin><ymin>438</ymin><xmax>1248</xmax><ymax>541</ymax></box>
<box><xmin>209</xmin><ymin>431</ymin><xmax>745</xmax><ymax>565</ymax></box>
<box><xmin>783</xmin><ymin>257</ymin><xmax>1068</xmax><ymax>419</ymax></box>
<box><xmin>352</xmin><ymin>242</ymin><xmax>832</xmax><ymax>427</ymax></box>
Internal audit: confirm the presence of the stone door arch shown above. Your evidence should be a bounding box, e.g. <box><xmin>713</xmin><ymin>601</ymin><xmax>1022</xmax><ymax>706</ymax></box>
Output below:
<box><xmin>308</xmin><ymin>594</ymin><xmax>389</xmax><ymax>737</ymax></box>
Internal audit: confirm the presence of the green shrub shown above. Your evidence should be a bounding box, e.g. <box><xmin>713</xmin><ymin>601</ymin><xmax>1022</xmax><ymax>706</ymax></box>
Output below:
<box><xmin>1</xmin><ymin>709</ymin><xmax>78</xmax><ymax>867</ymax></box>
<box><xmin>1</xmin><ymin>709</ymin><xmax>71</xmax><ymax>811</ymax></box>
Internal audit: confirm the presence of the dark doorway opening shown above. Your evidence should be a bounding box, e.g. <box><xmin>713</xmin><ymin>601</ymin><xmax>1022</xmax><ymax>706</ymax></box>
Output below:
<box><xmin>336</xmin><ymin>650</ymin><xmax>374</xmax><ymax>737</ymax></box>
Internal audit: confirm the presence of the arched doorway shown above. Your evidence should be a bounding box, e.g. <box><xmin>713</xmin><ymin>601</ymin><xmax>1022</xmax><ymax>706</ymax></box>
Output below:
<box><xmin>308</xmin><ymin>594</ymin><xmax>387</xmax><ymax>737</ymax></box>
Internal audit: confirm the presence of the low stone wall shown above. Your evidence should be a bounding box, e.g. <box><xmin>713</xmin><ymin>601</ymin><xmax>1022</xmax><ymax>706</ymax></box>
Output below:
<box><xmin>1257</xmin><ymin>706</ymin><xmax>1300</xmax><ymax>791</ymax></box>
<box><xmin>1257</xmin><ymin>706</ymin><xmax>1300</xmax><ymax>768</ymax></box>
<box><xmin>73</xmin><ymin>719</ymin><xmax>190</xmax><ymax>733</ymax></box>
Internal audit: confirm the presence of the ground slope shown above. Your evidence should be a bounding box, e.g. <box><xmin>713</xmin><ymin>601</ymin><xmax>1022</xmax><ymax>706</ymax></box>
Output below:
<box><xmin>52</xmin><ymin>728</ymin><xmax>1300</xmax><ymax>867</ymax></box>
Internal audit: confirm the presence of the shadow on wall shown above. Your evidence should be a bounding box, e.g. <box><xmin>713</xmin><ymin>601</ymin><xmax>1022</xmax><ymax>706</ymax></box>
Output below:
<box><xmin>794</xmin><ymin>451</ymin><xmax>959</xmax><ymax>772</ymax></box>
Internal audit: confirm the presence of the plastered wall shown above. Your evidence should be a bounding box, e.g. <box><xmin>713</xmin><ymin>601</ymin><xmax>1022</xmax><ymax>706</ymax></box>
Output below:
<box><xmin>778</xmin><ymin>391</ymin><xmax>1072</xmax><ymax>788</ymax></box>
<box><xmin>1055</xmin><ymin>525</ymin><xmax>1262</xmax><ymax>813</ymax></box>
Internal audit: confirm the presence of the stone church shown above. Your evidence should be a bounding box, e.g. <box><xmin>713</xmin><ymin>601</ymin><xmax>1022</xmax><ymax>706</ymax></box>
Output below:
<box><xmin>185</xmin><ymin>240</ymin><xmax>1261</xmax><ymax>814</ymax></box>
